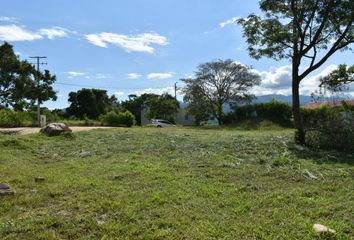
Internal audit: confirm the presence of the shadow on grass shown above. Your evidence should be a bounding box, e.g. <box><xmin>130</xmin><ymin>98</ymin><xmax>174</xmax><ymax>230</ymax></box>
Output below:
<box><xmin>287</xmin><ymin>142</ymin><xmax>354</xmax><ymax>165</ymax></box>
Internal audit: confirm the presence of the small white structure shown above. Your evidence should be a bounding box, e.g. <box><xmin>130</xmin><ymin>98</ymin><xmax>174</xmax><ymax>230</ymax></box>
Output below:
<box><xmin>40</xmin><ymin>115</ymin><xmax>47</xmax><ymax>127</ymax></box>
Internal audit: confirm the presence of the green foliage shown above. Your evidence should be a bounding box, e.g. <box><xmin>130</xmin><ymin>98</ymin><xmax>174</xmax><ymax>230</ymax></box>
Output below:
<box><xmin>255</xmin><ymin>100</ymin><xmax>292</xmax><ymax>125</ymax></box>
<box><xmin>41</xmin><ymin>109</ymin><xmax>61</xmax><ymax>123</ymax></box>
<box><xmin>83</xmin><ymin>115</ymin><xmax>96</xmax><ymax>126</ymax></box>
<box><xmin>226</xmin><ymin>100</ymin><xmax>292</xmax><ymax>126</ymax></box>
<box><xmin>100</xmin><ymin>111</ymin><xmax>135</xmax><ymax>127</ymax></box>
<box><xmin>122</xmin><ymin>93</ymin><xmax>179</xmax><ymax>125</ymax></box>
<box><xmin>0</xmin><ymin>109</ymin><xmax>32</xmax><ymax>127</ymax></box>
<box><xmin>66</xmin><ymin>88</ymin><xmax>117</xmax><ymax>119</ymax></box>
<box><xmin>302</xmin><ymin>106</ymin><xmax>354</xmax><ymax>152</ymax></box>
<box><xmin>182</xmin><ymin>59</ymin><xmax>261</xmax><ymax>125</ymax></box>
<box><xmin>0</xmin><ymin>128</ymin><xmax>353</xmax><ymax>239</ymax></box>
<box><xmin>0</xmin><ymin>42</ymin><xmax>57</xmax><ymax>110</ymax></box>
<box><xmin>237</xmin><ymin>0</ymin><xmax>354</xmax><ymax>144</ymax></box>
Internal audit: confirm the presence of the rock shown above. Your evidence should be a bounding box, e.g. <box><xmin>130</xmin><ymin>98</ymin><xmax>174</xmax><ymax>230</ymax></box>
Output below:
<box><xmin>40</xmin><ymin>123</ymin><xmax>72</xmax><ymax>136</ymax></box>
<box><xmin>0</xmin><ymin>183</ymin><xmax>15</xmax><ymax>196</ymax></box>
<box><xmin>313</xmin><ymin>224</ymin><xmax>336</xmax><ymax>235</ymax></box>
<box><xmin>35</xmin><ymin>176</ymin><xmax>45</xmax><ymax>182</ymax></box>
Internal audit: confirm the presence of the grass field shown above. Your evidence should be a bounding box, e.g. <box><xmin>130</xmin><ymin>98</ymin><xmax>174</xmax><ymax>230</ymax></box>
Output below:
<box><xmin>0</xmin><ymin>127</ymin><xmax>353</xmax><ymax>239</ymax></box>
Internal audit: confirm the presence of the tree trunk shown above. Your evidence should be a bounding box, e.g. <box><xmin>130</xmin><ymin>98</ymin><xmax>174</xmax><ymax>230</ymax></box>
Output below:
<box><xmin>217</xmin><ymin>101</ymin><xmax>223</xmax><ymax>125</ymax></box>
<box><xmin>292</xmin><ymin>71</ymin><xmax>305</xmax><ymax>145</ymax></box>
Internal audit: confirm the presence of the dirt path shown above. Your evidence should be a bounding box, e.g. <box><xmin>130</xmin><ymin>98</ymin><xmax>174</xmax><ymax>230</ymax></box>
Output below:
<box><xmin>0</xmin><ymin>126</ymin><xmax>114</xmax><ymax>135</ymax></box>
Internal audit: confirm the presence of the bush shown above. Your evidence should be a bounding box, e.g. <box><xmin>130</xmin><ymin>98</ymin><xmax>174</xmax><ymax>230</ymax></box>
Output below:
<box><xmin>0</xmin><ymin>109</ymin><xmax>32</xmax><ymax>127</ymax></box>
<box><xmin>226</xmin><ymin>100</ymin><xmax>292</xmax><ymax>126</ymax></box>
<box><xmin>254</xmin><ymin>100</ymin><xmax>292</xmax><ymax>125</ymax></box>
<box><xmin>302</xmin><ymin>106</ymin><xmax>354</xmax><ymax>152</ymax></box>
<box><xmin>83</xmin><ymin>115</ymin><xmax>95</xmax><ymax>126</ymax></box>
<box><xmin>100</xmin><ymin>111</ymin><xmax>135</xmax><ymax>127</ymax></box>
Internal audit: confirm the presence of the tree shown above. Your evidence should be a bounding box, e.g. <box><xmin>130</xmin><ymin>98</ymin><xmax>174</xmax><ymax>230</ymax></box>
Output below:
<box><xmin>0</xmin><ymin>42</ymin><xmax>57</xmax><ymax>111</ymax></box>
<box><xmin>66</xmin><ymin>88</ymin><xmax>113</xmax><ymax>119</ymax></box>
<box><xmin>147</xmin><ymin>93</ymin><xmax>179</xmax><ymax>122</ymax></box>
<box><xmin>237</xmin><ymin>0</ymin><xmax>354</xmax><ymax>144</ymax></box>
<box><xmin>122</xmin><ymin>93</ymin><xmax>179</xmax><ymax>124</ymax></box>
<box><xmin>182</xmin><ymin>83</ymin><xmax>212</xmax><ymax>125</ymax></box>
<box><xmin>181</xmin><ymin>59</ymin><xmax>261</xmax><ymax>125</ymax></box>
<box><xmin>319</xmin><ymin>64</ymin><xmax>354</xmax><ymax>93</ymax></box>
<box><xmin>28</xmin><ymin>69</ymin><xmax>57</xmax><ymax>107</ymax></box>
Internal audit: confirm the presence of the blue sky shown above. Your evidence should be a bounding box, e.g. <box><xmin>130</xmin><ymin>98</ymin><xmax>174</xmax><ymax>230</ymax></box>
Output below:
<box><xmin>1</xmin><ymin>0</ymin><xmax>353</xmax><ymax>109</ymax></box>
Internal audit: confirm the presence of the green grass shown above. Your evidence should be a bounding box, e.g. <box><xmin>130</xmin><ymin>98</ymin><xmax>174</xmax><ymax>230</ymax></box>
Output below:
<box><xmin>0</xmin><ymin>127</ymin><xmax>353</xmax><ymax>239</ymax></box>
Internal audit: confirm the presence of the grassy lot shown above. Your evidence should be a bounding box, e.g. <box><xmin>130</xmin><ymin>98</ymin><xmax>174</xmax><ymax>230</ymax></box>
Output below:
<box><xmin>0</xmin><ymin>127</ymin><xmax>353</xmax><ymax>239</ymax></box>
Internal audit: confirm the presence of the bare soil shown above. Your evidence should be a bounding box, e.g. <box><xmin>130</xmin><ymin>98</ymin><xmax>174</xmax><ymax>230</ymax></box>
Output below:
<box><xmin>0</xmin><ymin>126</ymin><xmax>113</xmax><ymax>135</ymax></box>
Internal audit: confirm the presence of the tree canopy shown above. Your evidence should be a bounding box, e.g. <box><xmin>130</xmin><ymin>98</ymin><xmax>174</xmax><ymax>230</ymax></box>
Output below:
<box><xmin>0</xmin><ymin>42</ymin><xmax>57</xmax><ymax>111</ymax></box>
<box><xmin>66</xmin><ymin>88</ymin><xmax>119</xmax><ymax>119</ymax></box>
<box><xmin>237</xmin><ymin>0</ymin><xmax>354</xmax><ymax>143</ymax></box>
<box><xmin>320</xmin><ymin>64</ymin><xmax>354</xmax><ymax>93</ymax></box>
<box><xmin>122</xmin><ymin>93</ymin><xmax>179</xmax><ymax>125</ymax></box>
<box><xmin>181</xmin><ymin>59</ymin><xmax>261</xmax><ymax>125</ymax></box>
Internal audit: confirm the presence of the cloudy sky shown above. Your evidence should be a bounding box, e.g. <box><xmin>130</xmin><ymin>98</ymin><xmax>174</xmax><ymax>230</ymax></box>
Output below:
<box><xmin>1</xmin><ymin>0</ymin><xmax>353</xmax><ymax>109</ymax></box>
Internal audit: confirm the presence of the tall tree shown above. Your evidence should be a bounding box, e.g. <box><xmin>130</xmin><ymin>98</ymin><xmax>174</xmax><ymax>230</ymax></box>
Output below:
<box><xmin>237</xmin><ymin>0</ymin><xmax>354</xmax><ymax>143</ymax></box>
<box><xmin>181</xmin><ymin>59</ymin><xmax>261</xmax><ymax>125</ymax></box>
<box><xmin>0</xmin><ymin>42</ymin><xmax>57</xmax><ymax>110</ymax></box>
<box><xmin>66</xmin><ymin>88</ymin><xmax>115</xmax><ymax>119</ymax></box>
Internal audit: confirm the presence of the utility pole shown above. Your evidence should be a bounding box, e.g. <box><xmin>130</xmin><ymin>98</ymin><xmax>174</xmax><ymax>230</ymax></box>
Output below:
<box><xmin>29</xmin><ymin>56</ymin><xmax>47</xmax><ymax>127</ymax></box>
<box><xmin>174</xmin><ymin>82</ymin><xmax>177</xmax><ymax>100</ymax></box>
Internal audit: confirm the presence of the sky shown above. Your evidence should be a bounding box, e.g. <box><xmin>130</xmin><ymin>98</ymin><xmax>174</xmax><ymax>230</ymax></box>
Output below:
<box><xmin>1</xmin><ymin>0</ymin><xmax>353</xmax><ymax>109</ymax></box>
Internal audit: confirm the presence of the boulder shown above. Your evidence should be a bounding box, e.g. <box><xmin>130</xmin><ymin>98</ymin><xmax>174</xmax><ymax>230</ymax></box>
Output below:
<box><xmin>0</xmin><ymin>183</ymin><xmax>14</xmax><ymax>196</ymax></box>
<box><xmin>40</xmin><ymin>123</ymin><xmax>72</xmax><ymax>136</ymax></box>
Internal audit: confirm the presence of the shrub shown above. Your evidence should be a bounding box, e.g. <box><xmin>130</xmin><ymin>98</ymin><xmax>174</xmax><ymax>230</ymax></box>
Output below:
<box><xmin>254</xmin><ymin>100</ymin><xmax>292</xmax><ymax>126</ymax></box>
<box><xmin>226</xmin><ymin>100</ymin><xmax>292</xmax><ymax>126</ymax></box>
<box><xmin>302</xmin><ymin>106</ymin><xmax>354</xmax><ymax>152</ymax></box>
<box><xmin>100</xmin><ymin>111</ymin><xmax>135</xmax><ymax>127</ymax></box>
<box><xmin>83</xmin><ymin>115</ymin><xmax>95</xmax><ymax>126</ymax></box>
<box><xmin>0</xmin><ymin>109</ymin><xmax>32</xmax><ymax>127</ymax></box>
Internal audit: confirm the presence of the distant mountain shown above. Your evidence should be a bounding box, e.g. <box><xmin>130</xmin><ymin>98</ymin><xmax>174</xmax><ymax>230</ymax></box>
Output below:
<box><xmin>180</xmin><ymin>94</ymin><xmax>352</xmax><ymax>111</ymax></box>
<box><xmin>252</xmin><ymin>94</ymin><xmax>313</xmax><ymax>106</ymax></box>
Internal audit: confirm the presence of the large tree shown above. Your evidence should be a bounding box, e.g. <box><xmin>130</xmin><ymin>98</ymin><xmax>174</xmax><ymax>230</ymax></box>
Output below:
<box><xmin>122</xmin><ymin>93</ymin><xmax>179</xmax><ymax>124</ymax></box>
<box><xmin>237</xmin><ymin>0</ymin><xmax>354</xmax><ymax>144</ymax></box>
<box><xmin>181</xmin><ymin>59</ymin><xmax>261</xmax><ymax>125</ymax></box>
<box><xmin>0</xmin><ymin>42</ymin><xmax>57</xmax><ymax>111</ymax></box>
<box><xmin>67</xmin><ymin>88</ymin><xmax>113</xmax><ymax>119</ymax></box>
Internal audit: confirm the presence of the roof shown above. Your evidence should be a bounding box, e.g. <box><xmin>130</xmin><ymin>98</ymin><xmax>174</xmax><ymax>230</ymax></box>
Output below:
<box><xmin>303</xmin><ymin>100</ymin><xmax>354</xmax><ymax>109</ymax></box>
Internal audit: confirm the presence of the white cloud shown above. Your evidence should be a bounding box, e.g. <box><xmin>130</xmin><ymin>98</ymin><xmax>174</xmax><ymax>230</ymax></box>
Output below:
<box><xmin>249</xmin><ymin>64</ymin><xmax>354</xmax><ymax>97</ymax></box>
<box><xmin>0</xmin><ymin>25</ymin><xmax>42</xmax><ymax>41</ymax></box>
<box><xmin>95</xmin><ymin>73</ymin><xmax>111</xmax><ymax>79</ymax></box>
<box><xmin>130</xmin><ymin>86</ymin><xmax>175</xmax><ymax>96</ymax></box>
<box><xmin>0</xmin><ymin>16</ymin><xmax>18</xmax><ymax>23</ymax></box>
<box><xmin>147</xmin><ymin>72</ymin><xmax>174</xmax><ymax>80</ymax></box>
<box><xmin>126</xmin><ymin>73</ymin><xmax>143</xmax><ymax>79</ymax></box>
<box><xmin>115</xmin><ymin>91</ymin><xmax>125</xmax><ymax>96</ymax></box>
<box><xmin>258</xmin><ymin>65</ymin><xmax>292</xmax><ymax>88</ymax></box>
<box><xmin>65</xmin><ymin>71</ymin><xmax>87</xmax><ymax>78</ymax></box>
<box><xmin>299</xmin><ymin>64</ymin><xmax>338</xmax><ymax>95</ymax></box>
<box><xmin>38</xmin><ymin>27</ymin><xmax>69</xmax><ymax>39</ymax></box>
<box><xmin>219</xmin><ymin>16</ymin><xmax>240</xmax><ymax>28</ymax></box>
<box><xmin>85</xmin><ymin>32</ymin><xmax>168</xmax><ymax>53</ymax></box>
<box><xmin>85</xmin><ymin>34</ymin><xmax>107</xmax><ymax>48</ymax></box>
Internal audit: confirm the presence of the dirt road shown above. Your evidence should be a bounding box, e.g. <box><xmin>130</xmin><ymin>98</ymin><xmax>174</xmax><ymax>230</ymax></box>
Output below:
<box><xmin>0</xmin><ymin>126</ymin><xmax>113</xmax><ymax>135</ymax></box>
